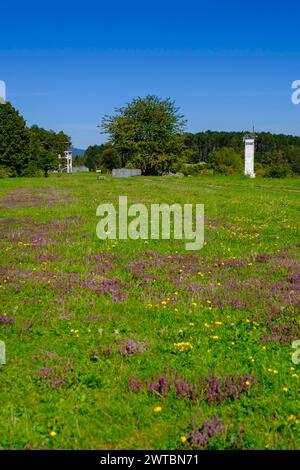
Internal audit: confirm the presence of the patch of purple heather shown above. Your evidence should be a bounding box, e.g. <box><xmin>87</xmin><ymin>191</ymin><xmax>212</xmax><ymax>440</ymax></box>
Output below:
<box><xmin>285</xmin><ymin>272</ymin><xmax>300</xmax><ymax>284</ymax></box>
<box><xmin>128</xmin><ymin>249</ymin><xmax>300</xmax><ymax>317</ymax></box>
<box><xmin>185</xmin><ymin>414</ymin><xmax>225</xmax><ymax>449</ymax></box>
<box><xmin>200</xmin><ymin>372</ymin><xmax>256</xmax><ymax>404</ymax></box>
<box><xmin>35</xmin><ymin>253</ymin><xmax>61</xmax><ymax>263</ymax></box>
<box><xmin>1</xmin><ymin>267</ymin><xmax>129</xmax><ymax>302</ymax></box>
<box><xmin>0</xmin><ymin>316</ymin><xmax>15</xmax><ymax>324</ymax></box>
<box><xmin>39</xmin><ymin>366</ymin><xmax>69</xmax><ymax>389</ymax></box>
<box><xmin>129</xmin><ymin>371</ymin><xmax>256</xmax><ymax>403</ymax></box>
<box><xmin>128</xmin><ymin>376</ymin><xmax>144</xmax><ymax>392</ymax></box>
<box><xmin>0</xmin><ymin>188</ymin><xmax>73</xmax><ymax>208</ymax></box>
<box><xmin>78</xmin><ymin>278</ymin><xmax>129</xmax><ymax>301</ymax></box>
<box><xmin>254</xmin><ymin>253</ymin><xmax>270</xmax><ymax>263</ymax></box>
<box><xmin>174</xmin><ymin>373</ymin><xmax>198</xmax><ymax>400</ymax></box>
<box><xmin>0</xmin><ymin>217</ymin><xmax>31</xmax><ymax>225</ymax></box>
<box><xmin>118</xmin><ymin>339</ymin><xmax>147</xmax><ymax>356</ymax></box>
<box><xmin>0</xmin><ymin>215</ymin><xmax>84</xmax><ymax>250</ymax></box>
<box><xmin>87</xmin><ymin>252</ymin><xmax>123</xmax><ymax>261</ymax></box>
<box><xmin>146</xmin><ymin>375</ymin><xmax>171</xmax><ymax>395</ymax></box>
<box><xmin>261</xmin><ymin>318</ymin><xmax>299</xmax><ymax>344</ymax></box>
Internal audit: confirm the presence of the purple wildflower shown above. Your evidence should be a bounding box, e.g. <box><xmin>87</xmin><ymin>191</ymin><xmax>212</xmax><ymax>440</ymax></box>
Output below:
<box><xmin>186</xmin><ymin>415</ymin><xmax>225</xmax><ymax>449</ymax></box>
<box><xmin>118</xmin><ymin>339</ymin><xmax>147</xmax><ymax>356</ymax></box>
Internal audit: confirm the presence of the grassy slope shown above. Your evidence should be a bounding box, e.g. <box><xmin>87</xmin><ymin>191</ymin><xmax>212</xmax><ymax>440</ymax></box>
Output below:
<box><xmin>0</xmin><ymin>174</ymin><xmax>299</xmax><ymax>449</ymax></box>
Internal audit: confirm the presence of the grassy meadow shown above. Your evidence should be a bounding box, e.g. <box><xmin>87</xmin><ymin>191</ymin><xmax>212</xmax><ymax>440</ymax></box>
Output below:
<box><xmin>0</xmin><ymin>174</ymin><xmax>299</xmax><ymax>450</ymax></box>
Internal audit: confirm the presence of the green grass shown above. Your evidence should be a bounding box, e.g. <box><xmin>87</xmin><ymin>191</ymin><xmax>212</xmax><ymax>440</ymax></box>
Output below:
<box><xmin>0</xmin><ymin>174</ymin><xmax>299</xmax><ymax>450</ymax></box>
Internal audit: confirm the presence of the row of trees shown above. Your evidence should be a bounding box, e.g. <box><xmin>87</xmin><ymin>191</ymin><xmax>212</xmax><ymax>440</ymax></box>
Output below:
<box><xmin>81</xmin><ymin>95</ymin><xmax>300</xmax><ymax>177</ymax></box>
<box><xmin>0</xmin><ymin>102</ymin><xmax>70</xmax><ymax>177</ymax></box>
<box><xmin>182</xmin><ymin>131</ymin><xmax>300</xmax><ymax>176</ymax></box>
<box><xmin>1</xmin><ymin>96</ymin><xmax>300</xmax><ymax>177</ymax></box>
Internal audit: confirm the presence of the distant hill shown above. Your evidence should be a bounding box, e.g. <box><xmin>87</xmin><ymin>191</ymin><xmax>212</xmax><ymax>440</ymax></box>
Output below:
<box><xmin>72</xmin><ymin>147</ymin><xmax>85</xmax><ymax>157</ymax></box>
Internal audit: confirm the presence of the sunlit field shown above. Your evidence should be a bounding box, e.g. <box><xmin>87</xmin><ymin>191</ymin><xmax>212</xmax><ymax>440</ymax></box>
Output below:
<box><xmin>0</xmin><ymin>174</ymin><xmax>299</xmax><ymax>449</ymax></box>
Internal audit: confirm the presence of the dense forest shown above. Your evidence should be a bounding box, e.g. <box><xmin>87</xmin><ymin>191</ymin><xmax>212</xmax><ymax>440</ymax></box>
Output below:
<box><xmin>183</xmin><ymin>131</ymin><xmax>300</xmax><ymax>164</ymax></box>
<box><xmin>181</xmin><ymin>131</ymin><xmax>300</xmax><ymax>177</ymax></box>
<box><xmin>84</xmin><ymin>130</ymin><xmax>300</xmax><ymax>177</ymax></box>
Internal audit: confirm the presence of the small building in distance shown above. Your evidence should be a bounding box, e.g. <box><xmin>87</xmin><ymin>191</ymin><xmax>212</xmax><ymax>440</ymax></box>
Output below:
<box><xmin>112</xmin><ymin>168</ymin><xmax>142</xmax><ymax>178</ymax></box>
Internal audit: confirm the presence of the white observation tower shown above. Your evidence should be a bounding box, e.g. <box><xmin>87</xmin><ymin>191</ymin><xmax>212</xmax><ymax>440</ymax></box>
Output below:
<box><xmin>58</xmin><ymin>149</ymin><xmax>73</xmax><ymax>173</ymax></box>
<box><xmin>243</xmin><ymin>130</ymin><xmax>255</xmax><ymax>178</ymax></box>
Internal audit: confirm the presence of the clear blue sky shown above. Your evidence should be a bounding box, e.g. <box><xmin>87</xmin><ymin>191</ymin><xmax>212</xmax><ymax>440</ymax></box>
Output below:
<box><xmin>1</xmin><ymin>1</ymin><xmax>300</xmax><ymax>148</ymax></box>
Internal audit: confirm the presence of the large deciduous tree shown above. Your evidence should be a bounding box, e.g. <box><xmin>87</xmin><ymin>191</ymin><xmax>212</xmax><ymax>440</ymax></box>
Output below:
<box><xmin>101</xmin><ymin>95</ymin><xmax>187</xmax><ymax>175</ymax></box>
<box><xmin>0</xmin><ymin>102</ymin><xmax>30</xmax><ymax>175</ymax></box>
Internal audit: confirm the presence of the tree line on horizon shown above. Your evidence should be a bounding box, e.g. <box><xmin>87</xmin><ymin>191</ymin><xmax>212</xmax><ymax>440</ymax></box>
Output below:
<box><xmin>0</xmin><ymin>102</ymin><xmax>70</xmax><ymax>177</ymax></box>
<box><xmin>1</xmin><ymin>96</ymin><xmax>300</xmax><ymax>178</ymax></box>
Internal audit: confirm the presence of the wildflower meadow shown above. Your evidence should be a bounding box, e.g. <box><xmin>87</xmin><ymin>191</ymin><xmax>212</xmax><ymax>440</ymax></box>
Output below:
<box><xmin>0</xmin><ymin>174</ymin><xmax>299</xmax><ymax>450</ymax></box>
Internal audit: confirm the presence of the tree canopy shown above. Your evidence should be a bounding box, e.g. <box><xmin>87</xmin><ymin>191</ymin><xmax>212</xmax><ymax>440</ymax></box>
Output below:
<box><xmin>0</xmin><ymin>102</ymin><xmax>70</xmax><ymax>177</ymax></box>
<box><xmin>0</xmin><ymin>102</ymin><xmax>30</xmax><ymax>175</ymax></box>
<box><xmin>101</xmin><ymin>95</ymin><xmax>186</xmax><ymax>175</ymax></box>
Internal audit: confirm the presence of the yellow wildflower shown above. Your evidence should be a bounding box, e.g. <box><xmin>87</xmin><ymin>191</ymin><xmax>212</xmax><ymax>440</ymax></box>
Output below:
<box><xmin>174</xmin><ymin>342</ymin><xmax>193</xmax><ymax>352</ymax></box>
<box><xmin>154</xmin><ymin>406</ymin><xmax>162</xmax><ymax>413</ymax></box>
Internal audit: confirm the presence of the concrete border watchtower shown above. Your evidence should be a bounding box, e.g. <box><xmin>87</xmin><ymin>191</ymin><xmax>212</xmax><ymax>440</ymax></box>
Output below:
<box><xmin>243</xmin><ymin>131</ymin><xmax>255</xmax><ymax>178</ymax></box>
